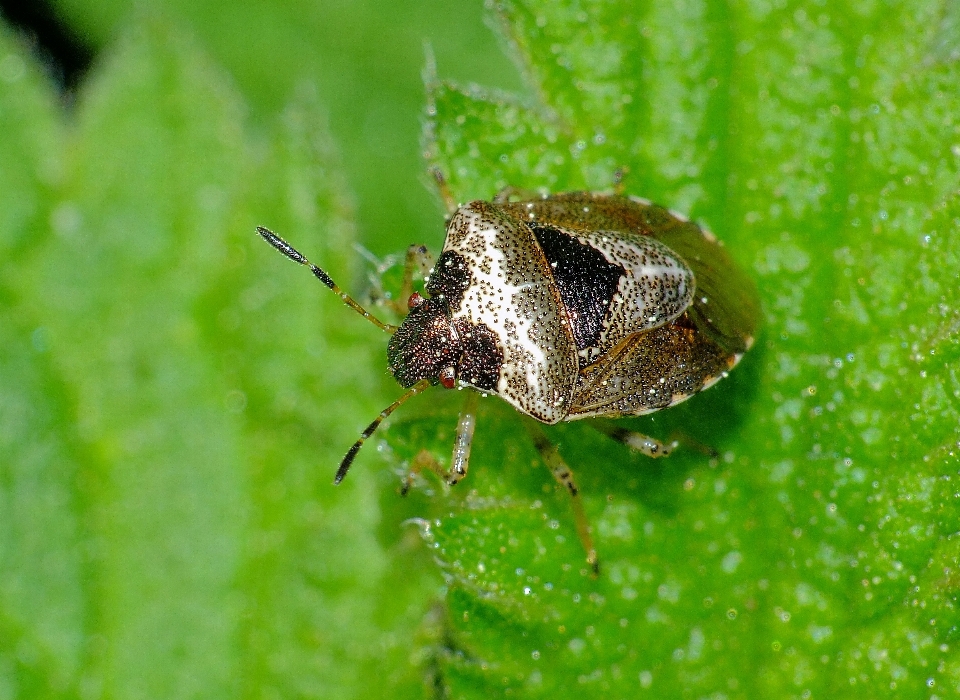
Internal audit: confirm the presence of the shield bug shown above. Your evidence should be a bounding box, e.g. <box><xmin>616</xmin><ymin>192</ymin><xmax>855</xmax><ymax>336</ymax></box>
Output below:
<box><xmin>258</xmin><ymin>188</ymin><xmax>759</xmax><ymax>570</ymax></box>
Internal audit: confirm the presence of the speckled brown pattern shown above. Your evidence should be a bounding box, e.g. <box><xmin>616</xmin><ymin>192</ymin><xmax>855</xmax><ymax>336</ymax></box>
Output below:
<box><xmin>388</xmin><ymin>191</ymin><xmax>758</xmax><ymax>424</ymax></box>
<box><xmin>440</xmin><ymin>201</ymin><xmax>579</xmax><ymax>422</ymax></box>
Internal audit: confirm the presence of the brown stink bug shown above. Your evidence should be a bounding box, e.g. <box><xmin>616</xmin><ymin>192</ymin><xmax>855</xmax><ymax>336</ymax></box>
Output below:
<box><xmin>258</xmin><ymin>187</ymin><xmax>760</xmax><ymax>570</ymax></box>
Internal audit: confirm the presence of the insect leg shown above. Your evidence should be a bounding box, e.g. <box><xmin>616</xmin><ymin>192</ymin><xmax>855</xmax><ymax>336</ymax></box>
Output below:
<box><xmin>590</xmin><ymin>420</ymin><xmax>679</xmax><ymax>458</ymax></box>
<box><xmin>371</xmin><ymin>244</ymin><xmax>435</xmax><ymax>316</ymax></box>
<box><xmin>612</xmin><ymin>166</ymin><xmax>628</xmax><ymax>194</ymax></box>
<box><xmin>524</xmin><ymin>420</ymin><xmax>599</xmax><ymax>574</ymax></box>
<box><xmin>400</xmin><ymin>390</ymin><xmax>478</xmax><ymax>493</ymax></box>
<box><xmin>398</xmin><ymin>244</ymin><xmax>435</xmax><ymax>311</ymax></box>
<box><xmin>430</xmin><ymin>168</ymin><xmax>459</xmax><ymax>216</ymax></box>
<box><xmin>447</xmin><ymin>390</ymin><xmax>478</xmax><ymax>485</ymax></box>
<box><xmin>399</xmin><ymin>450</ymin><xmax>445</xmax><ymax>495</ymax></box>
<box><xmin>492</xmin><ymin>186</ymin><xmax>544</xmax><ymax>204</ymax></box>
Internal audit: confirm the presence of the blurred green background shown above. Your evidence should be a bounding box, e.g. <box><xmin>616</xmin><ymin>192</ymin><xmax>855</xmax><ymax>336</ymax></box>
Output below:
<box><xmin>3</xmin><ymin>0</ymin><xmax>960</xmax><ymax>698</ymax></box>
<box><xmin>45</xmin><ymin>0</ymin><xmax>525</xmax><ymax>256</ymax></box>
<box><xmin>1</xmin><ymin>1</ymin><xmax>520</xmax><ymax>698</ymax></box>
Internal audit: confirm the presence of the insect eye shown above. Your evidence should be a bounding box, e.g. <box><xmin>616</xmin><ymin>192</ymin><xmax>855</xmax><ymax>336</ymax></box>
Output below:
<box><xmin>407</xmin><ymin>291</ymin><xmax>425</xmax><ymax>310</ymax></box>
<box><xmin>439</xmin><ymin>366</ymin><xmax>456</xmax><ymax>389</ymax></box>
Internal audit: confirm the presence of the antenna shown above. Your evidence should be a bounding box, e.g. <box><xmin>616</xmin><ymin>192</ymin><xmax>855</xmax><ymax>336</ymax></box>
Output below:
<box><xmin>335</xmin><ymin>378</ymin><xmax>432</xmax><ymax>484</ymax></box>
<box><xmin>257</xmin><ymin>226</ymin><xmax>398</xmax><ymax>333</ymax></box>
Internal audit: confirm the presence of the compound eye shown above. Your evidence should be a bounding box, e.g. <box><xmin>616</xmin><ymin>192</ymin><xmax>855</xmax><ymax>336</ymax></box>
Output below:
<box><xmin>439</xmin><ymin>366</ymin><xmax>456</xmax><ymax>389</ymax></box>
<box><xmin>407</xmin><ymin>291</ymin><xmax>425</xmax><ymax>310</ymax></box>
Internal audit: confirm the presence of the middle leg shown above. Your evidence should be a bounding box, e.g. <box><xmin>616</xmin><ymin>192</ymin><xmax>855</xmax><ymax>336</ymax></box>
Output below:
<box><xmin>524</xmin><ymin>419</ymin><xmax>599</xmax><ymax>574</ymax></box>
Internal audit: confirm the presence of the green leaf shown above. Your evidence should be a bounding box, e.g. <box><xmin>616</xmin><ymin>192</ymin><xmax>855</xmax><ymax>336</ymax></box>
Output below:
<box><xmin>418</xmin><ymin>0</ymin><xmax>960</xmax><ymax>696</ymax></box>
<box><xmin>0</xmin><ymin>24</ymin><xmax>82</xmax><ymax>697</ymax></box>
<box><xmin>5</xmin><ymin>1</ymin><xmax>960</xmax><ymax>698</ymax></box>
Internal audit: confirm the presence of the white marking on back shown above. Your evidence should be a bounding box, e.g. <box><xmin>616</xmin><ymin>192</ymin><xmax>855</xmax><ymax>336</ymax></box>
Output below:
<box><xmin>442</xmin><ymin>203</ymin><xmax>578</xmax><ymax>423</ymax></box>
<box><xmin>569</xmin><ymin>228</ymin><xmax>695</xmax><ymax>359</ymax></box>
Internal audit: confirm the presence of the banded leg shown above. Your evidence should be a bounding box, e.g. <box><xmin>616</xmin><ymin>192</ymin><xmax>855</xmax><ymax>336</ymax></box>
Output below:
<box><xmin>590</xmin><ymin>420</ymin><xmax>678</xmax><ymax>458</ymax></box>
<box><xmin>524</xmin><ymin>420</ymin><xmax>599</xmax><ymax>574</ymax></box>
<box><xmin>592</xmin><ymin>421</ymin><xmax>719</xmax><ymax>459</ymax></box>
<box><xmin>401</xmin><ymin>391</ymin><xmax>479</xmax><ymax>493</ymax></box>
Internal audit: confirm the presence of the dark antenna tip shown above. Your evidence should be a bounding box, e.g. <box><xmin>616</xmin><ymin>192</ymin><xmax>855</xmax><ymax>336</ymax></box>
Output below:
<box><xmin>256</xmin><ymin>225</ymin><xmax>398</xmax><ymax>333</ymax></box>
<box><xmin>331</xmin><ymin>379</ymin><xmax>432</xmax><ymax>485</ymax></box>
<box><xmin>255</xmin><ymin>225</ymin><xmax>274</xmax><ymax>242</ymax></box>
<box><xmin>334</xmin><ymin>444</ymin><xmax>362</xmax><ymax>485</ymax></box>
<box><xmin>257</xmin><ymin>226</ymin><xmax>308</xmax><ymax>265</ymax></box>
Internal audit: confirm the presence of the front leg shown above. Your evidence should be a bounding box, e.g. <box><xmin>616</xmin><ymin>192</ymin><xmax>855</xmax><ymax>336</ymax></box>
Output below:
<box><xmin>447</xmin><ymin>390</ymin><xmax>478</xmax><ymax>485</ymax></box>
<box><xmin>401</xmin><ymin>391</ymin><xmax>479</xmax><ymax>493</ymax></box>
<box><xmin>374</xmin><ymin>243</ymin><xmax>434</xmax><ymax>317</ymax></box>
<box><xmin>398</xmin><ymin>244</ymin><xmax>434</xmax><ymax>313</ymax></box>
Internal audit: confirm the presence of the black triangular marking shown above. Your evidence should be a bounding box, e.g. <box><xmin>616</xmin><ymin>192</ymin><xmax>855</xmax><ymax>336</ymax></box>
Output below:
<box><xmin>531</xmin><ymin>224</ymin><xmax>625</xmax><ymax>351</ymax></box>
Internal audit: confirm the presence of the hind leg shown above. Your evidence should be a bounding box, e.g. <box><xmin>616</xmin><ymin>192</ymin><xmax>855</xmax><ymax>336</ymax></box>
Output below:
<box><xmin>590</xmin><ymin>420</ymin><xmax>678</xmax><ymax>458</ymax></box>
<box><xmin>591</xmin><ymin>420</ymin><xmax>718</xmax><ymax>458</ymax></box>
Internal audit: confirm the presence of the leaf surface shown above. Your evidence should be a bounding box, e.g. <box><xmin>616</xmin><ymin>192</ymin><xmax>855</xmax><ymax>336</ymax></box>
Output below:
<box><xmin>418</xmin><ymin>0</ymin><xmax>960</xmax><ymax>696</ymax></box>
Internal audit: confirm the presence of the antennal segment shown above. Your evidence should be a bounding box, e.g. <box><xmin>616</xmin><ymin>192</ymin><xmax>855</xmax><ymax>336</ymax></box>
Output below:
<box><xmin>335</xmin><ymin>378</ymin><xmax>432</xmax><ymax>484</ymax></box>
<box><xmin>257</xmin><ymin>226</ymin><xmax>398</xmax><ymax>334</ymax></box>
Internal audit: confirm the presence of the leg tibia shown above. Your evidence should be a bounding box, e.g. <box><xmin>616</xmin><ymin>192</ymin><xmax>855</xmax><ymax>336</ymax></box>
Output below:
<box><xmin>401</xmin><ymin>391</ymin><xmax>478</xmax><ymax>493</ymax></box>
<box><xmin>591</xmin><ymin>420</ymin><xmax>678</xmax><ymax>458</ymax></box>
<box><xmin>447</xmin><ymin>391</ymin><xmax>478</xmax><ymax>485</ymax></box>
<box><xmin>524</xmin><ymin>420</ymin><xmax>599</xmax><ymax>574</ymax></box>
